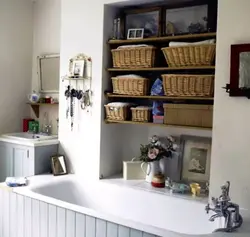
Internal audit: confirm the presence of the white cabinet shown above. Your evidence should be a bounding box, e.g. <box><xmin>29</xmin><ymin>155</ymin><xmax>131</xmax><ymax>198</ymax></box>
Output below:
<box><xmin>12</xmin><ymin>145</ymin><xmax>32</xmax><ymax>177</ymax></box>
<box><xmin>0</xmin><ymin>141</ymin><xmax>58</xmax><ymax>182</ymax></box>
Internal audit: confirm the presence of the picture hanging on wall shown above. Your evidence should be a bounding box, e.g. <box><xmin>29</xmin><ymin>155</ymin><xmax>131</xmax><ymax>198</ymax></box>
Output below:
<box><xmin>179</xmin><ymin>135</ymin><xmax>211</xmax><ymax>183</ymax></box>
<box><xmin>165</xmin><ymin>5</ymin><xmax>208</xmax><ymax>35</ymax></box>
<box><xmin>124</xmin><ymin>8</ymin><xmax>161</xmax><ymax>38</ymax></box>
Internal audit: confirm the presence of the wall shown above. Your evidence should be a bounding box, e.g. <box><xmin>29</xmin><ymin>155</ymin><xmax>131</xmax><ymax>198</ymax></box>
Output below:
<box><xmin>32</xmin><ymin>0</ymin><xmax>61</xmax><ymax>135</ymax></box>
<box><xmin>210</xmin><ymin>0</ymin><xmax>250</xmax><ymax>210</ymax></box>
<box><xmin>60</xmin><ymin>0</ymin><xmax>212</xmax><ymax>179</ymax></box>
<box><xmin>0</xmin><ymin>0</ymin><xmax>33</xmax><ymax>134</ymax></box>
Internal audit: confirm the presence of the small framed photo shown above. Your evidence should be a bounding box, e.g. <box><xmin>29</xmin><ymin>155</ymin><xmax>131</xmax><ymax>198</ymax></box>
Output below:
<box><xmin>124</xmin><ymin>8</ymin><xmax>161</xmax><ymax>38</ymax></box>
<box><xmin>127</xmin><ymin>28</ymin><xmax>144</xmax><ymax>39</ymax></box>
<box><xmin>179</xmin><ymin>135</ymin><xmax>211</xmax><ymax>183</ymax></box>
<box><xmin>72</xmin><ymin>59</ymin><xmax>85</xmax><ymax>77</ymax></box>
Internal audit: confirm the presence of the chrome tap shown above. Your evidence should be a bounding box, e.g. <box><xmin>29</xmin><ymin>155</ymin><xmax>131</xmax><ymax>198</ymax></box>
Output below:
<box><xmin>44</xmin><ymin>124</ymin><xmax>52</xmax><ymax>135</ymax></box>
<box><xmin>205</xmin><ymin>181</ymin><xmax>243</xmax><ymax>232</ymax></box>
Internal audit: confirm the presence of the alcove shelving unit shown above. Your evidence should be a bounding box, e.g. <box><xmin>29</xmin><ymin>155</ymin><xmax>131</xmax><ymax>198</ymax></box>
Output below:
<box><xmin>104</xmin><ymin>0</ymin><xmax>217</xmax><ymax>131</ymax></box>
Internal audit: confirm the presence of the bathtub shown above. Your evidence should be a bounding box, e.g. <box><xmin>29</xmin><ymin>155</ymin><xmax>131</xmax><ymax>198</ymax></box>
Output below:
<box><xmin>0</xmin><ymin>175</ymin><xmax>249</xmax><ymax>237</ymax></box>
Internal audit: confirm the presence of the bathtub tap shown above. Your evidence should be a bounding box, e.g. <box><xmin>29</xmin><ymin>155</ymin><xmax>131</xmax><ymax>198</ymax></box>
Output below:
<box><xmin>205</xmin><ymin>181</ymin><xmax>243</xmax><ymax>233</ymax></box>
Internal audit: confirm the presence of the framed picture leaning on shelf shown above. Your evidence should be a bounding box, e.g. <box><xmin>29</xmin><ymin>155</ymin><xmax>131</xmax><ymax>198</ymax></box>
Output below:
<box><xmin>124</xmin><ymin>7</ymin><xmax>162</xmax><ymax>38</ymax></box>
<box><xmin>179</xmin><ymin>135</ymin><xmax>212</xmax><ymax>184</ymax></box>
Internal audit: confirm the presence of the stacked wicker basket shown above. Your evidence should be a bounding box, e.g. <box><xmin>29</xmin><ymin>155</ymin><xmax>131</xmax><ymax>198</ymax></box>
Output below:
<box><xmin>161</xmin><ymin>42</ymin><xmax>215</xmax><ymax>128</ymax></box>
<box><xmin>105</xmin><ymin>41</ymin><xmax>215</xmax><ymax>128</ymax></box>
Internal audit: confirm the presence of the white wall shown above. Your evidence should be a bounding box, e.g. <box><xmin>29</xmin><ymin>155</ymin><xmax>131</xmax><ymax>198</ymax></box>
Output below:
<box><xmin>0</xmin><ymin>0</ymin><xmax>33</xmax><ymax>134</ymax></box>
<box><xmin>210</xmin><ymin>0</ymin><xmax>250</xmax><ymax>210</ymax></box>
<box><xmin>60</xmin><ymin>0</ymin><xmax>211</xmax><ymax>179</ymax></box>
<box><xmin>32</xmin><ymin>0</ymin><xmax>61</xmax><ymax>134</ymax></box>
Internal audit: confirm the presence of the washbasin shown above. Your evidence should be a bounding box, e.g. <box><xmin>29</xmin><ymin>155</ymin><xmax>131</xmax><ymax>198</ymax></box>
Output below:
<box><xmin>2</xmin><ymin>132</ymin><xmax>58</xmax><ymax>141</ymax></box>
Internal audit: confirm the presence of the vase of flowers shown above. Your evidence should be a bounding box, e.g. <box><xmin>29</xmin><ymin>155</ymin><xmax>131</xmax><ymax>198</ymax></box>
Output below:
<box><xmin>140</xmin><ymin>135</ymin><xmax>177</xmax><ymax>183</ymax></box>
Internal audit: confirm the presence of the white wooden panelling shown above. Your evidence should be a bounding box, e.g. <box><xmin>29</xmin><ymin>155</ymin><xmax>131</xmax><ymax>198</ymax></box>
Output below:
<box><xmin>40</xmin><ymin>201</ymin><xmax>48</xmax><ymax>237</ymax></box>
<box><xmin>86</xmin><ymin>215</ymin><xmax>96</xmax><ymax>237</ymax></box>
<box><xmin>0</xmin><ymin>188</ymin><xmax>3</xmax><ymax>237</ymax></box>
<box><xmin>118</xmin><ymin>225</ymin><xmax>130</xmax><ymax>237</ymax></box>
<box><xmin>0</xmin><ymin>189</ymin><xmax>159</xmax><ymax>237</ymax></box>
<box><xmin>66</xmin><ymin>210</ymin><xmax>75</xmax><ymax>237</ymax></box>
<box><xmin>17</xmin><ymin>194</ymin><xmax>24</xmax><ymax>237</ymax></box>
<box><xmin>96</xmin><ymin>218</ymin><xmax>107</xmax><ymax>237</ymax></box>
<box><xmin>10</xmin><ymin>192</ymin><xmax>16</xmax><ymax>237</ymax></box>
<box><xmin>76</xmin><ymin>212</ymin><xmax>86</xmax><ymax>237</ymax></box>
<box><xmin>32</xmin><ymin>199</ymin><xmax>40</xmax><ymax>237</ymax></box>
<box><xmin>49</xmin><ymin>204</ymin><xmax>57</xmax><ymax>237</ymax></box>
<box><xmin>57</xmin><ymin>207</ymin><xmax>66</xmax><ymax>237</ymax></box>
<box><xmin>131</xmin><ymin>229</ymin><xmax>143</xmax><ymax>237</ymax></box>
<box><xmin>24</xmin><ymin>197</ymin><xmax>32</xmax><ymax>237</ymax></box>
<box><xmin>143</xmin><ymin>233</ymin><xmax>156</xmax><ymax>237</ymax></box>
<box><xmin>107</xmin><ymin>222</ymin><xmax>119</xmax><ymax>237</ymax></box>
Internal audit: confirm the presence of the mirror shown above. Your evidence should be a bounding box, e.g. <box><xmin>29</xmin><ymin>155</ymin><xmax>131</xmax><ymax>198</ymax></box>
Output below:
<box><xmin>229</xmin><ymin>44</ymin><xmax>250</xmax><ymax>98</ymax></box>
<box><xmin>51</xmin><ymin>155</ymin><xmax>67</xmax><ymax>176</ymax></box>
<box><xmin>38</xmin><ymin>54</ymin><xmax>60</xmax><ymax>93</ymax></box>
<box><xmin>239</xmin><ymin>52</ymin><xmax>250</xmax><ymax>89</ymax></box>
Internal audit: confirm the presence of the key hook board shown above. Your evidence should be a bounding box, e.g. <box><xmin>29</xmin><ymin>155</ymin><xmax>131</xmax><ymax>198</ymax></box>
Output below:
<box><xmin>62</xmin><ymin>53</ymin><xmax>93</xmax><ymax>131</ymax></box>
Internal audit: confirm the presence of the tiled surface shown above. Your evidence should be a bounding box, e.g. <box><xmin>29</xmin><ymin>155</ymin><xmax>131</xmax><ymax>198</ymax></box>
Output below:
<box><xmin>102</xmin><ymin>175</ymin><xmax>208</xmax><ymax>204</ymax></box>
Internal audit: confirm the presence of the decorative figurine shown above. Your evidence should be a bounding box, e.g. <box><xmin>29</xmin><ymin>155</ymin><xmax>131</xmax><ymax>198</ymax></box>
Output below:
<box><xmin>166</xmin><ymin>21</ymin><xmax>175</xmax><ymax>36</ymax></box>
<box><xmin>190</xmin><ymin>183</ymin><xmax>201</xmax><ymax>197</ymax></box>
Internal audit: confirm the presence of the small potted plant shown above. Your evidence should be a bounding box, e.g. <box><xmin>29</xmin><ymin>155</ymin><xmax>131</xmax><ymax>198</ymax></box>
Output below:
<box><xmin>140</xmin><ymin>135</ymin><xmax>177</xmax><ymax>183</ymax></box>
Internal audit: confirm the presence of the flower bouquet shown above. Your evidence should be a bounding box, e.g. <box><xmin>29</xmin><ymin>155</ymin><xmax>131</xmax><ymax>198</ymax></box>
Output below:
<box><xmin>139</xmin><ymin>135</ymin><xmax>177</xmax><ymax>163</ymax></box>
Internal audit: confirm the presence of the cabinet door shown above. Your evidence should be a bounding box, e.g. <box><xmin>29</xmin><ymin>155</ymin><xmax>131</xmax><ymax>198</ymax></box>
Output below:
<box><xmin>12</xmin><ymin>146</ymin><xmax>32</xmax><ymax>177</ymax></box>
<box><xmin>0</xmin><ymin>143</ymin><xmax>12</xmax><ymax>181</ymax></box>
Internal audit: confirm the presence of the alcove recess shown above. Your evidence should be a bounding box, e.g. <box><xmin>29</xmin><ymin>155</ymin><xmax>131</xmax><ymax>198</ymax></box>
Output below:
<box><xmin>105</xmin><ymin>0</ymin><xmax>217</xmax><ymax>131</ymax></box>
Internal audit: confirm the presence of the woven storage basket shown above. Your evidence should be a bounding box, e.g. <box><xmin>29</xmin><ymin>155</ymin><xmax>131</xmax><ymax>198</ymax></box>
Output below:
<box><xmin>112</xmin><ymin>76</ymin><xmax>149</xmax><ymax>95</ymax></box>
<box><xmin>163</xmin><ymin>104</ymin><xmax>213</xmax><ymax>128</ymax></box>
<box><xmin>161</xmin><ymin>44</ymin><xmax>216</xmax><ymax>67</ymax></box>
<box><xmin>131</xmin><ymin>106</ymin><xmax>152</xmax><ymax>122</ymax></box>
<box><xmin>161</xmin><ymin>74</ymin><xmax>214</xmax><ymax>97</ymax></box>
<box><xmin>105</xmin><ymin>102</ymin><xmax>132</xmax><ymax>121</ymax></box>
<box><xmin>111</xmin><ymin>46</ymin><xmax>156</xmax><ymax>68</ymax></box>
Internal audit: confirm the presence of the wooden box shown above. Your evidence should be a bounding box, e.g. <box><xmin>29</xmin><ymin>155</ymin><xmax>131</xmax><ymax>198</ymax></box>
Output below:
<box><xmin>163</xmin><ymin>104</ymin><xmax>213</xmax><ymax>128</ymax></box>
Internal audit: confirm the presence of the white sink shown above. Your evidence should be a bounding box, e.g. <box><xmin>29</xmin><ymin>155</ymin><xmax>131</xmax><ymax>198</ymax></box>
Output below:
<box><xmin>2</xmin><ymin>132</ymin><xmax>58</xmax><ymax>141</ymax></box>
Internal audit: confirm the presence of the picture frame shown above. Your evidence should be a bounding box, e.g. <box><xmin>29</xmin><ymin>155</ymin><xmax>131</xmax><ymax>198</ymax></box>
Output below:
<box><xmin>71</xmin><ymin>59</ymin><xmax>85</xmax><ymax>77</ymax></box>
<box><xmin>127</xmin><ymin>28</ymin><xmax>144</xmax><ymax>39</ymax></box>
<box><xmin>164</xmin><ymin>4</ymin><xmax>208</xmax><ymax>35</ymax></box>
<box><xmin>179</xmin><ymin>135</ymin><xmax>212</xmax><ymax>184</ymax></box>
<box><xmin>124</xmin><ymin>7</ymin><xmax>161</xmax><ymax>38</ymax></box>
<box><xmin>51</xmin><ymin>155</ymin><xmax>68</xmax><ymax>176</ymax></box>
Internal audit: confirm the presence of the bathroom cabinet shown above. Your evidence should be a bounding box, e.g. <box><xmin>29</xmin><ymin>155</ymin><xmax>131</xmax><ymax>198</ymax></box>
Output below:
<box><xmin>0</xmin><ymin>141</ymin><xmax>58</xmax><ymax>182</ymax></box>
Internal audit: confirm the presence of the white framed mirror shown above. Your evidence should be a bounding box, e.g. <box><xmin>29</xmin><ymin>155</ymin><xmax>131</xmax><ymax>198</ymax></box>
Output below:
<box><xmin>38</xmin><ymin>54</ymin><xmax>60</xmax><ymax>93</ymax></box>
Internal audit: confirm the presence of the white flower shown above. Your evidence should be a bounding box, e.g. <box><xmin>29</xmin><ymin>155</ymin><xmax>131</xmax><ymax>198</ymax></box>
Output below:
<box><xmin>172</xmin><ymin>144</ymin><xmax>178</xmax><ymax>150</ymax></box>
<box><xmin>167</xmin><ymin>136</ymin><xmax>174</xmax><ymax>142</ymax></box>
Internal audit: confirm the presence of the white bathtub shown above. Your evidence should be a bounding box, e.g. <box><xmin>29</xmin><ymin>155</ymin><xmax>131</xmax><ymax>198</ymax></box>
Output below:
<box><xmin>1</xmin><ymin>175</ymin><xmax>250</xmax><ymax>237</ymax></box>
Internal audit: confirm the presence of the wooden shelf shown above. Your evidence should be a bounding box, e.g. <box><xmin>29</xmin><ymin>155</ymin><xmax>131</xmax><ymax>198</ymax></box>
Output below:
<box><xmin>107</xmin><ymin>66</ymin><xmax>215</xmax><ymax>72</ymax></box>
<box><xmin>106</xmin><ymin>93</ymin><xmax>213</xmax><ymax>101</ymax></box>
<box><xmin>27</xmin><ymin>103</ymin><xmax>59</xmax><ymax>118</ymax></box>
<box><xmin>105</xmin><ymin>120</ymin><xmax>212</xmax><ymax>131</ymax></box>
<box><xmin>108</xmin><ymin>32</ymin><xmax>216</xmax><ymax>45</ymax></box>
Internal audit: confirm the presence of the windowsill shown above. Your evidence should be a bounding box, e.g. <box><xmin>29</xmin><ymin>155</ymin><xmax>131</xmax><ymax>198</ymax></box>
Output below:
<box><xmin>101</xmin><ymin>174</ymin><xmax>208</xmax><ymax>204</ymax></box>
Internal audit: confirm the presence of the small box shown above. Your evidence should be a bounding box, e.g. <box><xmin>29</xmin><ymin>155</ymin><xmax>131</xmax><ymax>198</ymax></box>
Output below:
<box><xmin>123</xmin><ymin>161</ymin><xmax>145</xmax><ymax>180</ymax></box>
<box><xmin>28</xmin><ymin>121</ymin><xmax>39</xmax><ymax>133</ymax></box>
<box><xmin>153</xmin><ymin>115</ymin><xmax>164</xmax><ymax>124</ymax></box>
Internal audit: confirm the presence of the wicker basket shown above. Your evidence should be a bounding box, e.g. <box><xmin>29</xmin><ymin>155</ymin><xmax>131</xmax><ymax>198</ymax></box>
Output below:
<box><xmin>131</xmin><ymin>106</ymin><xmax>152</xmax><ymax>122</ymax></box>
<box><xmin>161</xmin><ymin>44</ymin><xmax>216</xmax><ymax>67</ymax></box>
<box><xmin>163</xmin><ymin>104</ymin><xmax>213</xmax><ymax>128</ymax></box>
<box><xmin>105</xmin><ymin>102</ymin><xmax>132</xmax><ymax>121</ymax></box>
<box><xmin>112</xmin><ymin>76</ymin><xmax>149</xmax><ymax>95</ymax></box>
<box><xmin>161</xmin><ymin>74</ymin><xmax>214</xmax><ymax>97</ymax></box>
<box><xmin>111</xmin><ymin>46</ymin><xmax>156</xmax><ymax>68</ymax></box>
